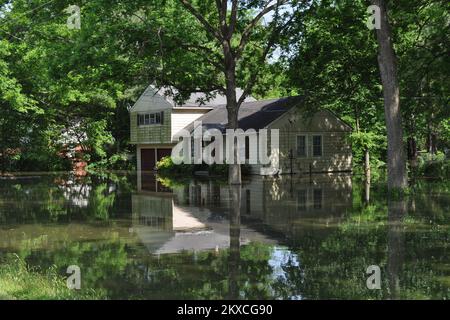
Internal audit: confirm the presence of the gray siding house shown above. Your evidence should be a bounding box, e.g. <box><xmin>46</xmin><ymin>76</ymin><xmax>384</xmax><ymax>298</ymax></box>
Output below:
<box><xmin>130</xmin><ymin>85</ymin><xmax>352</xmax><ymax>175</ymax></box>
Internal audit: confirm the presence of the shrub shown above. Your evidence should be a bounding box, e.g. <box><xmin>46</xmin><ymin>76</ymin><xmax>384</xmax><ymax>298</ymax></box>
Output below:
<box><xmin>156</xmin><ymin>156</ymin><xmax>252</xmax><ymax>177</ymax></box>
<box><xmin>156</xmin><ymin>156</ymin><xmax>194</xmax><ymax>175</ymax></box>
<box><xmin>417</xmin><ymin>152</ymin><xmax>449</xmax><ymax>180</ymax></box>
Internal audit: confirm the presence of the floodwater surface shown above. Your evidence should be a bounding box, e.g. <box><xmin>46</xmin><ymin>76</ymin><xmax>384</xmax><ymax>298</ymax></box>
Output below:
<box><xmin>0</xmin><ymin>172</ymin><xmax>449</xmax><ymax>299</ymax></box>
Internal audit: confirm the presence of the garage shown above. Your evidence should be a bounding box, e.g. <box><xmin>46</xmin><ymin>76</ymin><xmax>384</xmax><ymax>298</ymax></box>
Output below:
<box><xmin>140</xmin><ymin>148</ymin><xmax>172</xmax><ymax>171</ymax></box>
<box><xmin>157</xmin><ymin>149</ymin><xmax>172</xmax><ymax>162</ymax></box>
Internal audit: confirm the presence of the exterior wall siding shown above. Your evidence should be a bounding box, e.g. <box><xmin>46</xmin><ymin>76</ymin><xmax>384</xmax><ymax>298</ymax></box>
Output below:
<box><xmin>207</xmin><ymin>108</ymin><xmax>352</xmax><ymax>176</ymax></box>
<box><xmin>171</xmin><ymin>110</ymin><xmax>209</xmax><ymax>140</ymax></box>
<box><xmin>276</xmin><ymin>130</ymin><xmax>352</xmax><ymax>174</ymax></box>
<box><xmin>130</xmin><ymin>110</ymin><xmax>172</xmax><ymax>144</ymax></box>
<box><xmin>265</xmin><ymin>109</ymin><xmax>352</xmax><ymax>175</ymax></box>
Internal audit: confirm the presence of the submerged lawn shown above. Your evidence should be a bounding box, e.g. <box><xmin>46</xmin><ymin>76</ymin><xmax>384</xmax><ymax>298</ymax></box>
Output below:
<box><xmin>0</xmin><ymin>173</ymin><xmax>448</xmax><ymax>299</ymax></box>
<box><xmin>0</xmin><ymin>256</ymin><xmax>104</xmax><ymax>300</ymax></box>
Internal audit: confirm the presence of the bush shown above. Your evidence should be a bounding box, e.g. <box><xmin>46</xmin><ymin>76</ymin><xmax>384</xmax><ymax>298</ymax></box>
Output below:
<box><xmin>156</xmin><ymin>156</ymin><xmax>194</xmax><ymax>175</ymax></box>
<box><xmin>156</xmin><ymin>157</ymin><xmax>252</xmax><ymax>177</ymax></box>
<box><xmin>417</xmin><ymin>152</ymin><xmax>450</xmax><ymax>180</ymax></box>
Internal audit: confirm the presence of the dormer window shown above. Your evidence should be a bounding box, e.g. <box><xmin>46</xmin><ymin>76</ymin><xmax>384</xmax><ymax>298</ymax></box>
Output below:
<box><xmin>138</xmin><ymin>112</ymin><xmax>164</xmax><ymax>126</ymax></box>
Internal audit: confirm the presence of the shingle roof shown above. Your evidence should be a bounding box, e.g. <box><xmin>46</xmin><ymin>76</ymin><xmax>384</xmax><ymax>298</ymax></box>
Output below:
<box><xmin>182</xmin><ymin>96</ymin><xmax>305</xmax><ymax>134</ymax></box>
<box><xmin>171</xmin><ymin>87</ymin><xmax>256</xmax><ymax>107</ymax></box>
<box><xmin>135</xmin><ymin>85</ymin><xmax>256</xmax><ymax>109</ymax></box>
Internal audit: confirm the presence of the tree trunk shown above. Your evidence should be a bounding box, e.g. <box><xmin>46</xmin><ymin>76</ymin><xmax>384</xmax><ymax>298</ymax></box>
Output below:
<box><xmin>364</xmin><ymin>179</ymin><xmax>371</xmax><ymax>205</ymax></box>
<box><xmin>364</xmin><ymin>149</ymin><xmax>371</xmax><ymax>204</ymax></box>
<box><xmin>407</xmin><ymin>136</ymin><xmax>418</xmax><ymax>173</ymax></box>
<box><xmin>0</xmin><ymin>148</ymin><xmax>5</xmax><ymax>175</ymax></box>
<box><xmin>228</xmin><ymin>185</ymin><xmax>241</xmax><ymax>299</ymax></box>
<box><xmin>372</xmin><ymin>0</ymin><xmax>407</xmax><ymax>191</ymax></box>
<box><xmin>426</xmin><ymin>131</ymin><xmax>437</xmax><ymax>155</ymax></box>
<box><xmin>407</xmin><ymin>137</ymin><xmax>417</xmax><ymax>161</ymax></box>
<box><xmin>364</xmin><ymin>148</ymin><xmax>371</xmax><ymax>181</ymax></box>
<box><xmin>222</xmin><ymin>39</ymin><xmax>242</xmax><ymax>184</ymax></box>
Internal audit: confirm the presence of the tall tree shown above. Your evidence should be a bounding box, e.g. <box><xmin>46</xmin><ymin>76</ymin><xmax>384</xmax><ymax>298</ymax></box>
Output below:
<box><xmin>0</xmin><ymin>0</ymin><xmax>143</xmax><ymax>171</ymax></box>
<box><xmin>285</xmin><ymin>0</ymin><xmax>386</xmax><ymax>175</ymax></box>
<box><xmin>171</xmin><ymin>0</ymin><xmax>297</xmax><ymax>184</ymax></box>
<box><xmin>371</xmin><ymin>0</ymin><xmax>407</xmax><ymax>190</ymax></box>
<box><xmin>284</xmin><ymin>0</ymin><xmax>448</xmax><ymax>182</ymax></box>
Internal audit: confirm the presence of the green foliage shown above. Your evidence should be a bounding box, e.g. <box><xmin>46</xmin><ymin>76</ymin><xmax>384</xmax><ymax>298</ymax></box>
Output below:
<box><xmin>0</xmin><ymin>0</ymin><xmax>448</xmax><ymax>182</ymax></box>
<box><xmin>283</xmin><ymin>0</ymin><xmax>448</xmax><ymax>180</ymax></box>
<box><xmin>156</xmin><ymin>156</ymin><xmax>194</xmax><ymax>175</ymax></box>
<box><xmin>349</xmin><ymin>131</ymin><xmax>387</xmax><ymax>169</ymax></box>
<box><xmin>417</xmin><ymin>152</ymin><xmax>450</xmax><ymax>180</ymax></box>
<box><xmin>0</xmin><ymin>255</ymin><xmax>104</xmax><ymax>300</ymax></box>
<box><xmin>84</xmin><ymin>120</ymin><xmax>114</xmax><ymax>160</ymax></box>
<box><xmin>0</xmin><ymin>0</ymin><xmax>137</xmax><ymax>172</ymax></box>
<box><xmin>87</xmin><ymin>152</ymin><xmax>134</xmax><ymax>171</ymax></box>
<box><xmin>156</xmin><ymin>156</ymin><xmax>251</xmax><ymax>178</ymax></box>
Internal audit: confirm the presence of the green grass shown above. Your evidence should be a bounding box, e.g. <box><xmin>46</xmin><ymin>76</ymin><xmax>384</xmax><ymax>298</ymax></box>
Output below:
<box><xmin>0</xmin><ymin>256</ymin><xmax>105</xmax><ymax>300</ymax></box>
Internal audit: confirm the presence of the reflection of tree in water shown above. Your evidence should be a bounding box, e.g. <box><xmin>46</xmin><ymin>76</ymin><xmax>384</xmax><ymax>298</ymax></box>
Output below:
<box><xmin>387</xmin><ymin>197</ymin><xmax>406</xmax><ymax>300</ymax></box>
<box><xmin>0</xmin><ymin>174</ymin><xmax>133</xmax><ymax>223</ymax></box>
<box><xmin>228</xmin><ymin>185</ymin><xmax>241</xmax><ymax>299</ymax></box>
<box><xmin>22</xmin><ymin>238</ymin><xmax>129</xmax><ymax>296</ymax></box>
<box><xmin>0</xmin><ymin>176</ymin><xmax>66</xmax><ymax>223</ymax></box>
<box><xmin>282</xmin><ymin>182</ymin><xmax>450</xmax><ymax>300</ymax></box>
<box><xmin>113</xmin><ymin>243</ymin><xmax>297</xmax><ymax>300</ymax></box>
<box><xmin>117</xmin><ymin>185</ymin><xmax>302</xmax><ymax>300</ymax></box>
<box><xmin>1</xmin><ymin>175</ymin><xmax>448</xmax><ymax>299</ymax></box>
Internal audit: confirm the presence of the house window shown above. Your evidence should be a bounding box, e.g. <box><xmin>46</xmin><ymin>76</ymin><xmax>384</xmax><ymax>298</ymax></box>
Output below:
<box><xmin>312</xmin><ymin>135</ymin><xmax>322</xmax><ymax>157</ymax></box>
<box><xmin>297</xmin><ymin>135</ymin><xmax>307</xmax><ymax>157</ymax></box>
<box><xmin>138</xmin><ymin>114</ymin><xmax>144</xmax><ymax>126</ymax></box>
<box><xmin>313</xmin><ymin>188</ymin><xmax>323</xmax><ymax>209</ymax></box>
<box><xmin>297</xmin><ymin>189</ymin><xmax>307</xmax><ymax>211</ymax></box>
<box><xmin>138</xmin><ymin>112</ymin><xmax>163</xmax><ymax>126</ymax></box>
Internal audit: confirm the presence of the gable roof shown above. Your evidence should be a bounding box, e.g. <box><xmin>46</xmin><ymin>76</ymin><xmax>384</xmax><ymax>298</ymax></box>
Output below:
<box><xmin>181</xmin><ymin>96</ymin><xmax>305</xmax><ymax>134</ymax></box>
<box><xmin>130</xmin><ymin>85</ymin><xmax>256</xmax><ymax>112</ymax></box>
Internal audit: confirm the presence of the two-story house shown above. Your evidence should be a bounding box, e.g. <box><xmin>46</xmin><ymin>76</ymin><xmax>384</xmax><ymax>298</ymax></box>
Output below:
<box><xmin>130</xmin><ymin>85</ymin><xmax>352</xmax><ymax>175</ymax></box>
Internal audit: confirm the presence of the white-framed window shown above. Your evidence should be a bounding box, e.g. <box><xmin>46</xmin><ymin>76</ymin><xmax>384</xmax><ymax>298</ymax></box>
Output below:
<box><xmin>296</xmin><ymin>135</ymin><xmax>307</xmax><ymax>157</ymax></box>
<box><xmin>312</xmin><ymin>135</ymin><xmax>323</xmax><ymax>157</ymax></box>
<box><xmin>138</xmin><ymin>112</ymin><xmax>164</xmax><ymax>126</ymax></box>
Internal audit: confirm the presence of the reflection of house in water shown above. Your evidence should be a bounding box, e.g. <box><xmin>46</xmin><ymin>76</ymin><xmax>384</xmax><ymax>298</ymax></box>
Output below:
<box><xmin>132</xmin><ymin>173</ymin><xmax>277</xmax><ymax>254</ymax></box>
<box><xmin>242</xmin><ymin>174</ymin><xmax>353</xmax><ymax>244</ymax></box>
<box><xmin>132</xmin><ymin>173</ymin><xmax>352</xmax><ymax>253</ymax></box>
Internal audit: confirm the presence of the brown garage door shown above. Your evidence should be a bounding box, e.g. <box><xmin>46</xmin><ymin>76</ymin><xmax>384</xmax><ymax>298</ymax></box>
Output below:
<box><xmin>157</xmin><ymin>148</ymin><xmax>172</xmax><ymax>162</ymax></box>
<box><xmin>141</xmin><ymin>149</ymin><xmax>155</xmax><ymax>171</ymax></box>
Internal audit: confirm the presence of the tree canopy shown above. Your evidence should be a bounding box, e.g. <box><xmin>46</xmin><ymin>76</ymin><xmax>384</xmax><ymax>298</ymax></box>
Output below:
<box><xmin>0</xmin><ymin>0</ymin><xmax>448</xmax><ymax>181</ymax></box>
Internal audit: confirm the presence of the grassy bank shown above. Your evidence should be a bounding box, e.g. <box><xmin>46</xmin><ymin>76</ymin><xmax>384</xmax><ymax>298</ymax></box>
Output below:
<box><xmin>0</xmin><ymin>256</ymin><xmax>105</xmax><ymax>300</ymax></box>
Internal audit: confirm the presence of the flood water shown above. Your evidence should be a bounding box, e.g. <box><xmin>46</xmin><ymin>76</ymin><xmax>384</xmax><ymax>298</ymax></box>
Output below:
<box><xmin>0</xmin><ymin>172</ymin><xmax>449</xmax><ymax>300</ymax></box>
